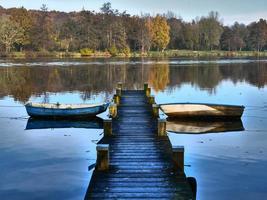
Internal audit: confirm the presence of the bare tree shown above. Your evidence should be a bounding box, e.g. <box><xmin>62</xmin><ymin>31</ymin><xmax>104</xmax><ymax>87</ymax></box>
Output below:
<box><xmin>0</xmin><ymin>16</ymin><xmax>23</xmax><ymax>52</ymax></box>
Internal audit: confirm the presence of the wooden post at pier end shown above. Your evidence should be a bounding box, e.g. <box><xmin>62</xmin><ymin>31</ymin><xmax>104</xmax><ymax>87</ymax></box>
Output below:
<box><xmin>148</xmin><ymin>95</ymin><xmax>155</xmax><ymax>104</ymax></box>
<box><xmin>172</xmin><ymin>145</ymin><xmax>184</xmax><ymax>173</ymax></box>
<box><xmin>157</xmin><ymin>118</ymin><xmax>167</xmax><ymax>136</ymax></box>
<box><xmin>113</xmin><ymin>94</ymin><xmax>120</xmax><ymax>105</ymax></box>
<box><xmin>104</xmin><ymin>119</ymin><xmax>112</xmax><ymax>137</ymax></box>
<box><xmin>152</xmin><ymin>104</ymin><xmax>159</xmax><ymax>118</ymax></box>
<box><xmin>109</xmin><ymin>103</ymin><xmax>117</xmax><ymax>118</ymax></box>
<box><xmin>117</xmin><ymin>82</ymin><xmax>123</xmax><ymax>89</ymax></box>
<box><xmin>146</xmin><ymin>87</ymin><xmax>151</xmax><ymax>97</ymax></box>
<box><xmin>116</xmin><ymin>87</ymin><xmax>122</xmax><ymax>97</ymax></box>
<box><xmin>144</xmin><ymin>83</ymin><xmax>148</xmax><ymax>92</ymax></box>
<box><xmin>96</xmin><ymin>144</ymin><xmax>109</xmax><ymax>171</ymax></box>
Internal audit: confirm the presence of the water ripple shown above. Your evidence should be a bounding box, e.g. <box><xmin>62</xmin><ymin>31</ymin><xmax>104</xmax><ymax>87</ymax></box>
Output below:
<box><xmin>1</xmin><ymin>59</ymin><xmax>267</xmax><ymax>67</ymax></box>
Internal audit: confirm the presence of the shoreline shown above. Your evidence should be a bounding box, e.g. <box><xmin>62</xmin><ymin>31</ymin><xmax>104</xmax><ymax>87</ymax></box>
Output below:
<box><xmin>1</xmin><ymin>50</ymin><xmax>267</xmax><ymax>59</ymax></box>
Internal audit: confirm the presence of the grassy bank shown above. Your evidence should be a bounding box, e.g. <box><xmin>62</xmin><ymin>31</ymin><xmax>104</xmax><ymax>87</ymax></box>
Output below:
<box><xmin>1</xmin><ymin>50</ymin><xmax>267</xmax><ymax>59</ymax></box>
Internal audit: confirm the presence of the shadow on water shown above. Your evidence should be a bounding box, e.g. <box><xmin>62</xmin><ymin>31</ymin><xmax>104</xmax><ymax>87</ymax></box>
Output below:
<box><xmin>25</xmin><ymin>117</ymin><xmax>103</xmax><ymax>130</ymax></box>
<box><xmin>167</xmin><ymin>119</ymin><xmax>245</xmax><ymax>134</ymax></box>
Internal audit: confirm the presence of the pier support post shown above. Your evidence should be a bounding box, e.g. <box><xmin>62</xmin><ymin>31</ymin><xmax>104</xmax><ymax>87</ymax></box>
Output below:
<box><xmin>96</xmin><ymin>144</ymin><xmax>109</xmax><ymax>171</ymax></box>
<box><xmin>148</xmin><ymin>95</ymin><xmax>155</xmax><ymax>105</ymax></box>
<box><xmin>116</xmin><ymin>87</ymin><xmax>122</xmax><ymax>97</ymax></box>
<box><xmin>172</xmin><ymin>145</ymin><xmax>184</xmax><ymax>173</ymax></box>
<box><xmin>152</xmin><ymin>104</ymin><xmax>159</xmax><ymax>118</ymax></box>
<box><xmin>104</xmin><ymin>119</ymin><xmax>112</xmax><ymax>136</ymax></box>
<box><xmin>109</xmin><ymin>103</ymin><xmax>117</xmax><ymax>118</ymax></box>
<box><xmin>117</xmin><ymin>82</ymin><xmax>123</xmax><ymax>89</ymax></box>
<box><xmin>187</xmin><ymin>177</ymin><xmax>197</xmax><ymax>200</ymax></box>
<box><xmin>146</xmin><ymin>88</ymin><xmax>151</xmax><ymax>97</ymax></box>
<box><xmin>157</xmin><ymin>119</ymin><xmax>167</xmax><ymax>136</ymax></box>
<box><xmin>113</xmin><ymin>94</ymin><xmax>120</xmax><ymax>105</ymax></box>
<box><xmin>144</xmin><ymin>83</ymin><xmax>148</xmax><ymax>91</ymax></box>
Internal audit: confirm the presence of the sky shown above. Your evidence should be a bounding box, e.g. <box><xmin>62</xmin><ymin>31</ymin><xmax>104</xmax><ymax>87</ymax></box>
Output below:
<box><xmin>0</xmin><ymin>0</ymin><xmax>267</xmax><ymax>25</ymax></box>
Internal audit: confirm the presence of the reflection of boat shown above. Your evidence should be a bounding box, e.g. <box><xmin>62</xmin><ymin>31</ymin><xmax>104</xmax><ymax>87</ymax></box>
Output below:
<box><xmin>167</xmin><ymin>119</ymin><xmax>244</xmax><ymax>134</ymax></box>
<box><xmin>25</xmin><ymin>102</ymin><xmax>109</xmax><ymax>118</ymax></box>
<box><xmin>160</xmin><ymin>103</ymin><xmax>244</xmax><ymax>119</ymax></box>
<box><xmin>25</xmin><ymin>117</ymin><xmax>103</xmax><ymax>130</ymax></box>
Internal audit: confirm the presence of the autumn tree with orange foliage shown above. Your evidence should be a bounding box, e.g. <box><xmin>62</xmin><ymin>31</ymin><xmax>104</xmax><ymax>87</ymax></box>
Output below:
<box><xmin>151</xmin><ymin>15</ymin><xmax>170</xmax><ymax>51</ymax></box>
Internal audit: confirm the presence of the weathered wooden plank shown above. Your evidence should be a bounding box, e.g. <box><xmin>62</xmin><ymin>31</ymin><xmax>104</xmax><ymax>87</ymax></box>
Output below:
<box><xmin>88</xmin><ymin>192</ymin><xmax>192</xmax><ymax>199</ymax></box>
<box><xmin>93</xmin><ymin>173</ymin><xmax>186</xmax><ymax>179</ymax></box>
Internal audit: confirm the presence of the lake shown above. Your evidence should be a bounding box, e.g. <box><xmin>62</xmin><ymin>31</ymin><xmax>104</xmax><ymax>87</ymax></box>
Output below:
<box><xmin>0</xmin><ymin>58</ymin><xmax>267</xmax><ymax>200</ymax></box>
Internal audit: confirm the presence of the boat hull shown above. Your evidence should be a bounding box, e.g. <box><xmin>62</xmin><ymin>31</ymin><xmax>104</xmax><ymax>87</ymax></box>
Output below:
<box><xmin>25</xmin><ymin>103</ymin><xmax>109</xmax><ymax>119</ymax></box>
<box><xmin>160</xmin><ymin>103</ymin><xmax>244</xmax><ymax>119</ymax></box>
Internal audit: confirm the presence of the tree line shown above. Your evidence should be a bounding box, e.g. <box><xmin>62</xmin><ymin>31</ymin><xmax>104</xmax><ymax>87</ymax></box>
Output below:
<box><xmin>0</xmin><ymin>3</ymin><xmax>267</xmax><ymax>54</ymax></box>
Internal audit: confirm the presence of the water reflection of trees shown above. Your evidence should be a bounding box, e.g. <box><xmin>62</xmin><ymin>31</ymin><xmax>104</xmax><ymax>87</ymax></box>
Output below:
<box><xmin>168</xmin><ymin>65</ymin><xmax>222</xmax><ymax>94</ymax></box>
<box><xmin>149</xmin><ymin>64</ymin><xmax>169</xmax><ymax>92</ymax></box>
<box><xmin>0</xmin><ymin>62</ymin><xmax>266</xmax><ymax>103</ymax></box>
<box><xmin>219</xmin><ymin>63</ymin><xmax>267</xmax><ymax>88</ymax></box>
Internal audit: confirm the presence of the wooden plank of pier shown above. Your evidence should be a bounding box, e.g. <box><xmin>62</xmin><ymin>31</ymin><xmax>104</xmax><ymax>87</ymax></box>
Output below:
<box><xmin>84</xmin><ymin>85</ymin><xmax>195</xmax><ymax>200</ymax></box>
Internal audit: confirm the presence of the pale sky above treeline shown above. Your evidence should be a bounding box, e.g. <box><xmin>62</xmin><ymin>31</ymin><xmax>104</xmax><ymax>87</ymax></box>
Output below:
<box><xmin>0</xmin><ymin>0</ymin><xmax>267</xmax><ymax>25</ymax></box>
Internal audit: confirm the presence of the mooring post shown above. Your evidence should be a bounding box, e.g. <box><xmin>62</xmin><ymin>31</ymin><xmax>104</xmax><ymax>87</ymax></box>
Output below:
<box><xmin>117</xmin><ymin>82</ymin><xmax>123</xmax><ymax>89</ymax></box>
<box><xmin>113</xmin><ymin>94</ymin><xmax>120</xmax><ymax>105</ymax></box>
<box><xmin>172</xmin><ymin>145</ymin><xmax>184</xmax><ymax>173</ymax></box>
<box><xmin>187</xmin><ymin>177</ymin><xmax>197</xmax><ymax>200</ymax></box>
<box><xmin>157</xmin><ymin>118</ymin><xmax>167</xmax><ymax>136</ymax></box>
<box><xmin>146</xmin><ymin>87</ymin><xmax>151</xmax><ymax>97</ymax></box>
<box><xmin>116</xmin><ymin>87</ymin><xmax>122</xmax><ymax>97</ymax></box>
<box><xmin>109</xmin><ymin>103</ymin><xmax>117</xmax><ymax>118</ymax></box>
<box><xmin>152</xmin><ymin>104</ymin><xmax>159</xmax><ymax>117</ymax></box>
<box><xmin>104</xmin><ymin>119</ymin><xmax>112</xmax><ymax>136</ymax></box>
<box><xmin>144</xmin><ymin>83</ymin><xmax>148</xmax><ymax>92</ymax></box>
<box><xmin>96</xmin><ymin>144</ymin><xmax>109</xmax><ymax>171</ymax></box>
<box><xmin>148</xmin><ymin>95</ymin><xmax>155</xmax><ymax>105</ymax></box>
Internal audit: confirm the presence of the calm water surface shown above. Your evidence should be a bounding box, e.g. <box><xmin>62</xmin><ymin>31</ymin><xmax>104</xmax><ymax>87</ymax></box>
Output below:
<box><xmin>0</xmin><ymin>58</ymin><xmax>267</xmax><ymax>200</ymax></box>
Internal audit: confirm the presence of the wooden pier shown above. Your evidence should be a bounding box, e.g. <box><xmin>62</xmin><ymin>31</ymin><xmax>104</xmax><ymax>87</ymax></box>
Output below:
<box><xmin>85</xmin><ymin>84</ymin><xmax>196</xmax><ymax>199</ymax></box>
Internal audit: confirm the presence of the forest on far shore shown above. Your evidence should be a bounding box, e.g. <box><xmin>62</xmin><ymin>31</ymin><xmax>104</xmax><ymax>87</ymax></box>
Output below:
<box><xmin>0</xmin><ymin>2</ymin><xmax>267</xmax><ymax>57</ymax></box>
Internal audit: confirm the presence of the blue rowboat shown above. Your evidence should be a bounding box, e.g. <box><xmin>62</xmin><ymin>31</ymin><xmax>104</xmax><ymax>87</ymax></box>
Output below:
<box><xmin>25</xmin><ymin>102</ymin><xmax>109</xmax><ymax>118</ymax></box>
<box><xmin>25</xmin><ymin>117</ymin><xmax>103</xmax><ymax>130</ymax></box>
